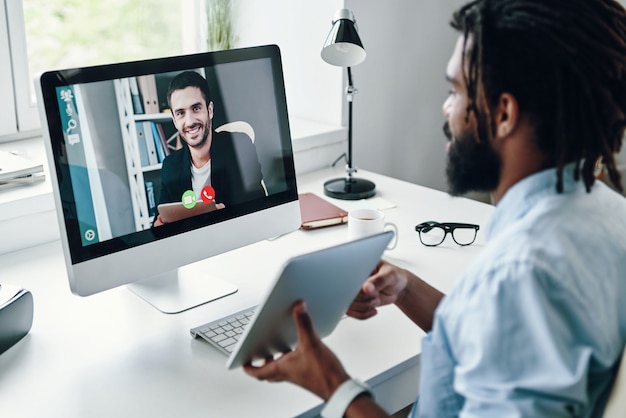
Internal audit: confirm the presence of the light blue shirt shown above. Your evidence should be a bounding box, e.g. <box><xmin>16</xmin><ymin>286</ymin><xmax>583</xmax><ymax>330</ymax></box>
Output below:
<box><xmin>414</xmin><ymin>166</ymin><xmax>626</xmax><ymax>417</ymax></box>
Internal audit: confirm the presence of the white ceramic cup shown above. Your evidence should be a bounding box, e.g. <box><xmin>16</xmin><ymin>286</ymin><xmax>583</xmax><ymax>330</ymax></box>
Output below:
<box><xmin>348</xmin><ymin>208</ymin><xmax>398</xmax><ymax>250</ymax></box>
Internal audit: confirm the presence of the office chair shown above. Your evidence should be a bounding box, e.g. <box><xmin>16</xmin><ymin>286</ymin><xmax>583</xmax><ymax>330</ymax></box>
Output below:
<box><xmin>215</xmin><ymin>121</ymin><xmax>268</xmax><ymax>196</ymax></box>
<box><xmin>215</xmin><ymin>121</ymin><xmax>256</xmax><ymax>143</ymax></box>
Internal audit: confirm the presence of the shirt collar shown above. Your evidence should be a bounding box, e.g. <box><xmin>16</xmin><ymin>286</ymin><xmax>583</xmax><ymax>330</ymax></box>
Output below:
<box><xmin>485</xmin><ymin>164</ymin><xmax>585</xmax><ymax>240</ymax></box>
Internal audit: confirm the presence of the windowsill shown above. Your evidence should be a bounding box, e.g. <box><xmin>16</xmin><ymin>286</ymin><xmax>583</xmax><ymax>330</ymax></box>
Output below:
<box><xmin>0</xmin><ymin>137</ymin><xmax>54</xmax><ymax>219</ymax></box>
<box><xmin>290</xmin><ymin>118</ymin><xmax>346</xmax><ymax>151</ymax></box>
<box><xmin>0</xmin><ymin>117</ymin><xmax>347</xmax><ymax>255</ymax></box>
<box><xmin>0</xmin><ymin>136</ymin><xmax>58</xmax><ymax>255</ymax></box>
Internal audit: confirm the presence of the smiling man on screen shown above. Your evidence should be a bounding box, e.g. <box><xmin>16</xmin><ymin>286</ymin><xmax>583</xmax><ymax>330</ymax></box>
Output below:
<box><xmin>153</xmin><ymin>71</ymin><xmax>266</xmax><ymax>226</ymax></box>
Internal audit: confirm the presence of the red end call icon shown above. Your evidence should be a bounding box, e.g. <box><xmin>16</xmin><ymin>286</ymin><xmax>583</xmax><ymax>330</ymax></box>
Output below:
<box><xmin>200</xmin><ymin>186</ymin><xmax>216</xmax><ymax>203</ymax></box>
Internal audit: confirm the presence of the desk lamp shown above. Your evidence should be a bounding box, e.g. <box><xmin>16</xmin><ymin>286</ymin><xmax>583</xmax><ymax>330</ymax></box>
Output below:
<box><xmin>321</xmin><ymin>9</ymin><xmax>375</xmax><ymax>200</ymax></box>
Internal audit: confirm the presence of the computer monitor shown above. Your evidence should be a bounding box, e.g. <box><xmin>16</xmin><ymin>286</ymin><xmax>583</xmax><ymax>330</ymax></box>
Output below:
<box><xmin>36</xmin><ymin>45</ymin><xmax>301</xmax><ymax>314</ymax></box>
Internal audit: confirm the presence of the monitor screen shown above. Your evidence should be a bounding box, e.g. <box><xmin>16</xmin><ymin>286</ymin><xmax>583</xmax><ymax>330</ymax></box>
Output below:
<box><xmin>37</xmin><ymin>45</ymin><xmax>301</xmax><ymax>313</ymax></box>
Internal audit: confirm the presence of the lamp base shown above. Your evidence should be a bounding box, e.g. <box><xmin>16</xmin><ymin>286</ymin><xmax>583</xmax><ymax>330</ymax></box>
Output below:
<box><xmin>323</xmin><ymin>177</ymin><xmax>376</xmax><ymax>200</ymax></box>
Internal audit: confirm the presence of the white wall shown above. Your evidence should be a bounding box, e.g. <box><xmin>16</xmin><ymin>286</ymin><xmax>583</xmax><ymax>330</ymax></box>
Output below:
<box><xmin>232</xmin><ymin>1</ymin><xmax>353</xmax><ymax>175</ymax></box>
<box><xmin>344</xmin><ymin>0</ymin><xmax>467</xmax><ymax>191</ymax></box>
<box><xmin>232</xmin><ymin>0</ymin><xmax>344</xmax><ymax>127</ymax></box>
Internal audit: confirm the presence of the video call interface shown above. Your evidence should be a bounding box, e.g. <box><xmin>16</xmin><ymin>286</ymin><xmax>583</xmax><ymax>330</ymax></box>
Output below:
<box><xmin>43</xmin><ymin>50</ymin><xmax>296</xmax><ymax>263</ymax></box>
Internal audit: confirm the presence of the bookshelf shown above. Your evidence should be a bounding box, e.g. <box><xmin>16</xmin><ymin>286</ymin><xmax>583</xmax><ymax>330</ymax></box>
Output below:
<box><xmin>114</xmin><ymin>77</ymin><xmax>179</xmax><ymax>230</ymax></box>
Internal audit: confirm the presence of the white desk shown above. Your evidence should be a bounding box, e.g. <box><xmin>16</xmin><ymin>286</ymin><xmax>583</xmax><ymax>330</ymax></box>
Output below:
<box><xmin>0</xmin><ymin>167</ymin><xmax>494</xmax><ymax>418</ymax></box>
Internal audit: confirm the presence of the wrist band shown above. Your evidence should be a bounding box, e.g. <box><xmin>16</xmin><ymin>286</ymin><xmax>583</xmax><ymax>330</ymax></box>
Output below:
<box><xmin>321</xmin><ymin>378</ymin><xmax>374</xmax><ymax>418</ymax></box>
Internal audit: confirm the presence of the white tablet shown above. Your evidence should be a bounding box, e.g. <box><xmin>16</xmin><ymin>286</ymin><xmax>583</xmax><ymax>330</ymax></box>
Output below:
<box><xmin>226</xmin><ymin>231</ymin><xmax>394</xmax><ymax>369</ymax></box>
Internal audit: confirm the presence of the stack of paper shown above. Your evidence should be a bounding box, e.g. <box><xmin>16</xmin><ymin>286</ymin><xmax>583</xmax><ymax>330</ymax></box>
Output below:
<box><xmin>0</xmin><ymin>150</ymin><xmax>45</xmax><ymax>190</ymax></box>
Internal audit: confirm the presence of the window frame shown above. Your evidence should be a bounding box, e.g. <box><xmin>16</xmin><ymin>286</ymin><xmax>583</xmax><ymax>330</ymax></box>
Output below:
<box><xmin>4</xmin><ymin>0</ymin><xmax>40</xmax><ymax>140</ymax></box>
<box><xmin>0</xmin><ymin>0</ymin><xmax>19</xmax><ymax>139</ymax></box>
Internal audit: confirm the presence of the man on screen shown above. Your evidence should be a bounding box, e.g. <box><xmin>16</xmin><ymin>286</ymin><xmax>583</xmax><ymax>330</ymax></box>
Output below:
<box><xmin>243</xmin><ymin>0</ymin><xmax>626</xmax><ymax>417</ymax></box>
<box><xmin>153</xmin><ymin>71</ymin><xmax>266</xmax><ymax>226</ymax></box>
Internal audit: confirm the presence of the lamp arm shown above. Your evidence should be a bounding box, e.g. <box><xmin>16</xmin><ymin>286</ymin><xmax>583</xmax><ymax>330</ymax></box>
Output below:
<box><xmin>346</xmin><ymin>67</ymin><xmax>357</xmax><ymax>178</ymax></box>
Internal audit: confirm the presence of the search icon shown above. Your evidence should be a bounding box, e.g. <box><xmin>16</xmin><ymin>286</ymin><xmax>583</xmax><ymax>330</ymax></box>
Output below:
<box><xmin>67</xmin><ymin>119</ymin><xmax>77</xmax><ymax>132</ymax></box>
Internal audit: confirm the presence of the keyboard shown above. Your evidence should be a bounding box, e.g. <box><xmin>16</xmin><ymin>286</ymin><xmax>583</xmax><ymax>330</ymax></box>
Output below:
<box><xmin>190</xmin><ymin>306</ymin><xmax>257</xmax><ymax>356</ymax></box>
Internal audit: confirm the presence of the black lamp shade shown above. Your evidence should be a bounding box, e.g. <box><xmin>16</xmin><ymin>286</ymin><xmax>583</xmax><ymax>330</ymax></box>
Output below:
<box><xmin>321</xmin><ymin>9</ymin><xmax>366</xmax><ymax>67</ymax></box>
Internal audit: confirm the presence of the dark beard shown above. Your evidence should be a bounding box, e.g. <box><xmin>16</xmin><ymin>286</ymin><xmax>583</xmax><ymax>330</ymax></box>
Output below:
<box><xmin>190</xmin><ymin>127</ymin><xmax>210</xmax><ymax>149</ymax></box>
<box><xmin>182</xmin><ymin>119</ymin><xmax>212</xmax><ymax>149</ymax></box>
<box><xmin>444</xmin><ymin>121</ymin><xmax>501</xmax><ymax>196</ymax></box>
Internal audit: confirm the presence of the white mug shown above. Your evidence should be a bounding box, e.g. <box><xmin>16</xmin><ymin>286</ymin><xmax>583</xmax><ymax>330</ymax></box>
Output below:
<box><xmin>348</xmin><ymin>208</ymin><xmax>398</xmax><ymax>250</ymax></box>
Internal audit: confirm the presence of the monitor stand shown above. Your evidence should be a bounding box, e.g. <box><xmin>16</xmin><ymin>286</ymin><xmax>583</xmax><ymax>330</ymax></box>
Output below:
<box><xmin>127</xmin><ymin>264</ymin><xmax>238</xmax><ymax>314</ymax></box>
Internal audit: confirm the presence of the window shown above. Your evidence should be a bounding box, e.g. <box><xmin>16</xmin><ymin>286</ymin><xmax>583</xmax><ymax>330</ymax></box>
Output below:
<box><xmin>2</xmin><ymin>0</ymin><xmax>343</xmax><ymax>145</ymax></box>
<box><xmin>1</xmin><ymin>0</ymin><xmax>202</xmax><ymax>142</ymax></box>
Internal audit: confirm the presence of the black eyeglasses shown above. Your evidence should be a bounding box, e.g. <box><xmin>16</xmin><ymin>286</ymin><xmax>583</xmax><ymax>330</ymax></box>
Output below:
<box><xmin>415</xmin><ymin>221</ymin><xmax>480</xmax><ymax>246</ymax></box>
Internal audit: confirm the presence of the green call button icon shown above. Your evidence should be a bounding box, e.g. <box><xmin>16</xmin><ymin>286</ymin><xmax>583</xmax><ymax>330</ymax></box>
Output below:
<box><xmin>181</xmin><ymin>190</ymin><xmax>197</xmax><ymax>209</ymax></box>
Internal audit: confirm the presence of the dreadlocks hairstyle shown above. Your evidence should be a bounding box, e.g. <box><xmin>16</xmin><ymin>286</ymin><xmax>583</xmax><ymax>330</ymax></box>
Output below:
<box><xmin>451</xmin><ymin>0</ymin><xmax>626</xmax><ymax>193</ymax></box>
